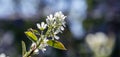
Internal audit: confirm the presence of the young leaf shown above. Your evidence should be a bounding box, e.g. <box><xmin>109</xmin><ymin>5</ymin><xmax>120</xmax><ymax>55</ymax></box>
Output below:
<box><xmin>32</xmin><ymin>29</ymin><xmax>40</xmax><ymax>35</ymax></box>
<box><xmin>22</xmin><ymin>41</ymin><xmax>27</xmax><ymax>56</ymax></box>
<box><xmin>28</xmin><ymin>28</ymin><xmax>40</xmax><ymax>35</ymax></box>
<box><xmin>47</xmin><ymin>40</ymin><xmax>67</xmax><ymax>50</ymax></box>
<box><xmin>25</xmin><ymin>31</ymin><xmax>38</xmax><ymax>42</ymax></box>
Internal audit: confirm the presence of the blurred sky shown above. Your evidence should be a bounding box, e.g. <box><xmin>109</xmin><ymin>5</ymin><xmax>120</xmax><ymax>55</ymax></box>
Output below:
<box><xmin>0</xmin><ymin>0</ymin><xmax>88</xmax><ymax>38</ymax></box>
<box><xmin>0</xmin><ymin>0</ymin><xmax>87</xmax><ymax>19</ymax></box>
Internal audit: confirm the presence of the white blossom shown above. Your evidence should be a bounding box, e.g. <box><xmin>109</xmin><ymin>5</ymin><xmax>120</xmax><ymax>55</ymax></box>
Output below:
<box><xmin>46</xmin><ymin>14</ymin><xmax>55</xmax><ymax>25</ymax></box>
<box><xmin>31</xmin><ymin>43</ymin><xmax>39</xmax><ymax>54</ymax></box>
<box><xmin>47</xmin><ymin>14</ymin><xmax>55</xmax><ymax>21</ymax></box>
<box><xmin>54</xmin><ymin>11</ymin><xmax>66</xmax><ymax>20</ymax></box>
<box><xmin>39</xmin><ymin>38</ymin><xmax>48</xmax><ymax>53</ymax></box>
<box><xmin>54</xmin><ymin>11</ymin><xmax>66</xmax><ymax>27</ymax></box>
<box><xmin>86</xmin><ymin>32</ymin><xmax>115</xmax><ymax>57</ymax></box>
<box><xmin>37</xmin><ymin>22</ymin><xmax>47</xmax><ymax>30</ymax></box>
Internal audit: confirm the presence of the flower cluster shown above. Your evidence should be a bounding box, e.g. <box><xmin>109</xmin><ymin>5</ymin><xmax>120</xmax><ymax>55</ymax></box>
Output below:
<box><xmin>46</xmin><ymin>11</ymin><xmax>66</xmax><ymax>40</ymax></box>
<box><xmin>36</xmin><ymin>11</ymin><xmax>66</xmax><ymax>40</ymax></box>
<box><xmin>86</xmin><ymin>32</ymin><xmax>115</xmax><ymax>57</ymax></box>
<box><xmin>23</xmin><ymin>11</ymin><xmax>67</xmax><ymax>57</ymax></box>
<box><xmin>34</xmin><ymin>11</ymin><xmax>66</xmax><ymax>53</ymax></box>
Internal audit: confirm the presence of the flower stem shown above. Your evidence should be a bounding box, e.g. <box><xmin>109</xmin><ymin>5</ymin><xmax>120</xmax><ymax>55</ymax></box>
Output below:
<box><xmin>23</xmin><ymin>49</ymin><xmax>34</xmax><ymax>57</ymax></box>
<box><xmin>23</xmin><ymin>37</ymin><xmax>43</xmax><ymax>57</ymax></box>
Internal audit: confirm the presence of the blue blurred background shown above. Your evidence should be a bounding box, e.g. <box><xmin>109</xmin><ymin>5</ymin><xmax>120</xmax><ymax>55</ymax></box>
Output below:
<box><xmin>0</xmin><ymin>0</ymin><xmax>120</xmax><ymax>57</ymax></box>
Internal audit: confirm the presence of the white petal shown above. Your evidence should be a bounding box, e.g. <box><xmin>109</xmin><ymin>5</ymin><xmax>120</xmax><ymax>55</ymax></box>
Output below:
<box><xmin>58</xmin><ymin>28</ymin><xmax>63</xmax><ymax>33</ymax></box>
<box><xmin>60</xmin><ymin>26</ymin><xmax>64</xmax><ymax>31</ymax></box>
<box><xmin>49</xmin><ymin>14</ymin><xmax>52</xmax><ymax>18</ymax></box>
<box><xmin>62</xmin><ymin>22</ymin><xmax>66</xmax><ymax>27</ymax></box>
<box><xmin>54</xmin><ymin>35</ymin><xmax>60</xmax><ymax>40</ymax></box>
<box><xmin>53</xmin><ymin>21</ymin><xmax>56</xmax><ymax>25</ymax></box>
<box><xmin>49</xmin><ymin>14</ymin><xmax>53</xmax><ymax>20</ymax></box>
<box><xmin>46</xmin><ymin>19</ymin><xmax>50</xmax><ymax>24</ymax></box>
<box><xmin>62</xmin><ymin>16</ymin><xmax>66</xmax><ymax>20</ymax></box>
<box><xmin>43</xmin><ymin>24</ymin><xmax>47</xmax><ymax>29</ymax></box>
<box><xmin>54</xmin><ymin>12</ymin><xmax>59</xmax><ymax>17</ymax></box>
<box><xmin>54</xmin><ymin>30</ymin><xmax>59</xmax><ymax>34</ymax></box>
<box><xmin>47</xmin><ymin>14</ymin><xmax>55</xmax><ymax>21</ymax></box>
<box><xmin>34</xmin><ymin>49</ymin><xmax>39</xmax><ymax>54</ymax></box>
<box><xmin>41</xmin><ymin>22</ymin><xmax>45</xmax><ymax>28</ymax></box>
<box><xmin>34</xmin><ymin>49</ymin><xmax>39</xmax><ymax>53</ymax></box>
<box><xmin>37</xmin><ymin>23</ymin><xmax>41</xmax><ymax>29</ymax></box>
<box><xmin>42</xmin><ymin>48</ymin><xmax>46</xmax><ymax>53</ymax></box>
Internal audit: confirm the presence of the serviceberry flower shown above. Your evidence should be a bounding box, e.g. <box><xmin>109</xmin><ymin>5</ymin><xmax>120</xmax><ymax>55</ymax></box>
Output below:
<box><xmin>54</xmin><ymin>11</ymin><xmax>66</xmax><ymax>20</ymax></box>
<box><xmin>47</xmin><ymin>14</ymin><xmax>55</xmax><ymax>21</ymax></box>
<box><xmin>31</xmin><ymin>43</ymin><xmax>39</xmax><ymax>54</ymax></box>
<box><xmin>46</xmin><ymin>14</ymin><xmax>55</xmax><ymax>25</ymax></box>
<box><xmin>37</xmin><ymin>22</ymin><xmax>47</xmax><ymax>30</ymax></box>
<box><xmin>39</xmin><ymin>38</ymin><xmax>48</xmax><ymax>53</ymax></box>
<box><xmin>54</xmin><ymin>11</ymin><xmax>66</xmax><ymax>27</ymax></box>
<box><xmin>86</xmin><ymin>32</ymin><xmax>115</xmax><ymax>57</ymax></box>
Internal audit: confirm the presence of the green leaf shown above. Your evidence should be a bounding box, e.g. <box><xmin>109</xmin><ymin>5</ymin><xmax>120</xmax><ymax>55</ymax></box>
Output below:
<box><xmin>21</xmin><ymin>41</ymin><xmax>27</xmax><ymax>56</ymax></box>
<box><xmin>32</xmin><ymin>29</ymin><xmax>40</xmax><ymax>35</ymax></box>
<box><xmin>25</xmin><ymin>31</ymin><xmax>38</xmax><ymax>42</ymax></box>
<box><xmin>47</xmin><ymin>40</ymin><xmax>67</xmax><ymax>50</ymax></box>
<box><xmin>28</xmin><ymin>28</ymin><xmax>40</xmax><ymax>35</ymax></box>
